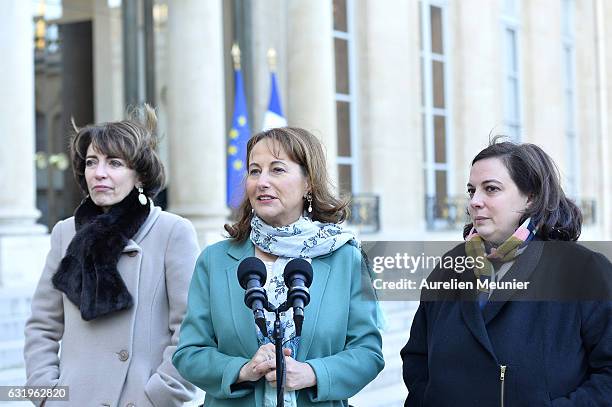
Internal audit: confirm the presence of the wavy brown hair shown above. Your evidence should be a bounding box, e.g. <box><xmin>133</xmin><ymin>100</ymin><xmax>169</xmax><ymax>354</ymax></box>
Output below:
<box><xmin>225</xmin><ymin>127</ymin><xmax>350</xmax><ymax>241</ymax></box>
<box><xmin>70</xmin><ymin>104</ymin><xmax>166</xmax><ymax>198</ymax></box>
<box><xmin>463</xmin><ymin>137</ymin><xmax>582</xmax><ymax>241</ymax></box>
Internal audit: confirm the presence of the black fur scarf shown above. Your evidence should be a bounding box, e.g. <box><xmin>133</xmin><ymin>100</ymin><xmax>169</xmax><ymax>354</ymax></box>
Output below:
<box><xmin>52</xmin><ymin>188</ymin><xmax>150</xmax><ymax>321</ymax></box>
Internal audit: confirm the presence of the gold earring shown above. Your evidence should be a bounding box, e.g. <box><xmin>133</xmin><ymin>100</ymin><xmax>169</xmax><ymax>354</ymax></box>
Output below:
<box><xmin>137</xmin><ymin>186</ymin><xmax>148</xmax><ymax>206</ymax></box>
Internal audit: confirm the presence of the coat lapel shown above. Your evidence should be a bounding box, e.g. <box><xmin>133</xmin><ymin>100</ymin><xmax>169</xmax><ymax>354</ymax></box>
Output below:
<box><xmin>115</xmin><ymin>205</ymin><xmax>160</xmax><ymax>311</ymax></box>
<box><xmin>457</xmin><ymin>268</ymin><xmax>498</xmax><ymax>360</ymax></box>
<box><xmin>296</xmin><ymin>256</ymin><xmax>331</xmax><ymax>362</ymax></box>
<box><xmin>225</xmin><ymin>239</ymin><xmax>333</xmax><ymax>359</ymax></box>
<box><xmin>131</xmin><ymin>204</ymin><xmax>161</xmax><ymax>244</ymax></box>
<box><xmin>227</xmin><ymin>240</ymin><xmax>259</xmax><ymax>356</ymax></box>
<box><xmin>483</xmin><ymin>241</ymin><xmax>544</xmax><ymax>324</ymax></box>
<box><xmin>120</xmin><ymin>240</ymin><xmax>142</xmax><ymax>307</ymax></box>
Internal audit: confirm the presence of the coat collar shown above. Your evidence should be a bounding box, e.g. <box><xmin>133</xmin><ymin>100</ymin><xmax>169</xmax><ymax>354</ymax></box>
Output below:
<box><xmin>131</xmin><ymin>203</ymin><xmax>161</xmax><ymax>243</ymax></box>
<box><xmin>458</xmin><ymin>240</ymin><xmax>544</xmax><ymax>361</ymax></box>
<box><xmin>482</xmin><ymin>240</ymin><xmax>544</xmax><ymax>323</ymax></box>
<box><xmin>121</xmin><ymin>204</ymin><xmax>161</xmax><ymax>253</ymax></box>
<box><xmin>227</xmin><ymin>237</ymin><xmax>253</xmax><ymax>260</ymax></box>
<box><xmin>227</xmin><ymin>240</ymin><xmax>259</xmax><ymax>356</ymax></box>
<box><xmin>297</xmin><ymin>257</ymin><xmax>330</xmax><ymax>361</ymax></box>
<box><xmin>225</xmin><ymin>238</ymin><xmax>331</xmax><ymax>360</ymax></box>
<box><xmin>458</xmin><ymin>269</ymin><xmax>498</xmax><ymax>361</ymax></box>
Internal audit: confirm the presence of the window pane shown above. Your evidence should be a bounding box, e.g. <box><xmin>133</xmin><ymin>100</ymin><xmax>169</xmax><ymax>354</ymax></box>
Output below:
<box><xmin>420</xmin><ymin>57</ymin><xmax>425</xmax><ymax>105</ymax></box>
<box><xmin>505</xmin><ymin>77</ymin><xmax>519</xmax><ymax>121</ymax></box>
<box><xmin>336</xmin><ymin>101</ymin><xmax>351</xmax><ymax>157</ymax></box>
<box><xmin>334</xmin><ymin>37</ymin><xmax>349</xmax><ymax>94</ymax></box>
<box><xmin>503</xmin><ymin>0</ymin><xmax>516</xmax><ymax>15</ymax></box>
<box><xmin>563</xmin><ymin>46</ymin><xmax>573</xmax><ymax>85</ymax></box>
<box><xmin>504</xmin><ymin>123</ymin><xmax>520</xmax><ymax>140</ymax></box>
<box><xmin>418</xmin><ymin>1</ymin><xmax>423</xmax><ymax>50</ymax></box>
<box><xmin>333</xmin><ymin>0</ymin><xmax>348</xmax><ymax>32</ymax></box>
<box><xmin>338</xmin><ymin>164</ymin><xmax>353</xmax><ymax>194</ymax></box>
<box><xmin>422</xmin><ymin>113</ymin><xmax>427</xmax><ymax>160</ymax></box>
<box><xmin>561</xmin><ymin>0</ymin><xmax>573</xmax><ymax>35</ymax></box>
<box><xmin>430</xmin><ymin>6</ymin><xmax>443</xmax><ymax>54</ymax></box>
<box><xmin>565</xmin><ymin>90</ymin><xmax>574</xmax><ymax>130</ymax></box>
<box><xmin>435</xmin><ymin>170</ymin><xmax>448</xmax><ymax>218</ymax></box>
<box><xmin>434</xmin><ymin>115</ymin><xmax>446</xmax><ymax>163</ymax></box>
<box><xmin>432</xmin><ymin>60</ymin><xmax>445</xmax><ymax>108</ymax></box>
<box><xmin>505</xmin><ymin>28</ymin><xmax>517</xmax><ymax>72</ymax></box>
<box><xmin>563</xmin><ymin>46</ymin><xmax>575</xmax><ymax>131</ymax></box>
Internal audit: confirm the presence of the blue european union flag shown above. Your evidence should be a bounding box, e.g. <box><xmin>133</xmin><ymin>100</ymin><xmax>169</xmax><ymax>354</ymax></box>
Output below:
<box><xmin>226</xmin><ymin>69</ymin><xmax>250</xmax><ymax>208</ymax></box>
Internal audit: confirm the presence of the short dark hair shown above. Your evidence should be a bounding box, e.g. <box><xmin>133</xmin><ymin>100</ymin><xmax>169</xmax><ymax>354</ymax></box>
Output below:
<box><xmin>70</xmin><ymin>104</ymin><xmax>166</xmax><ymax>198</ymax></box>
<box><xmin>464</xmin><ymin>137</ymin><xmax>582</xmax><ymax>241</ymax></box>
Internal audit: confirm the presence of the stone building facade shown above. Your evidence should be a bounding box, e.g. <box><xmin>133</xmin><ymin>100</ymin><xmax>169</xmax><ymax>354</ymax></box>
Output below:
<box><xmin>1</xmin><ymin>1</ymin><xmax>610</xmax><ymax>404</ymax></box>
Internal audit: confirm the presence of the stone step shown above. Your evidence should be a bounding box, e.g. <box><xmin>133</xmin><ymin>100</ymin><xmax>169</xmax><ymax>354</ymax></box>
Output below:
<box><xmin>0</xmin><ymin>302</ymin><xmax>418</xmax><ymax>406</ymax></box>
<box><xmin>349</xmin><ymin>381</ymin><xmax>406</xmax><ymax>407</ymax></box>
<box><xmin>0</xmin><ymin>340</ymin><xmax>25</xmax><ymax>370</ymax></box>
<box><xmin>380</xmin><ymin>301</ymin><xmax>419</xmax><ymax>314</ymax></box>
<box><xmin>0</xmin><ymin>364</ymin><xmax>408</xmax><ymax>407</ymax></box>
<box><xmin>373</xmin><ymin>351</ymin><xmax>403</xmax><ymax>389</ymax></box>
<box><xmin>0</xmin><ymin>365</ymin><xmax>28</xmax><ymax>406</ymax></box>
<box><xmin>379</xmin><ymin>302</ymin><xmax>419</xmax><ymax>334</ymax></box>
<box><xmin>0</xmin><ymin>366</ymin><xmax>25</xmax><ymax>386</ymax></box>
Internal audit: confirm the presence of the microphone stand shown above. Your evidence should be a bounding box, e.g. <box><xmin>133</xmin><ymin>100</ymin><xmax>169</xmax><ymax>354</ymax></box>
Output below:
<box><xmin>264</xmin><ymin>301</ymin><xmax>290</xmax><ymax>407</ymax></box>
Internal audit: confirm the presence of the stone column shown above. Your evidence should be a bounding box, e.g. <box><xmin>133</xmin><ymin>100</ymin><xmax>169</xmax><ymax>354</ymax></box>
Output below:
<box><xmin>166</xmin><ymin>0</ymin><xmax>228</xmax><ymax>247</ymax></box>
<box><xmin>522</xmin><ymin>0</ymin><xmax>566</xmax><ymax>163</ymax></box>
<box><xmin>0</xmin><ymin>1</ymin><xmax>45</xmax><ymax>236</ymax></box>
<box><xmin>455</xmin><ymin>0</ymin><xmax>505</xmax><ymax>169</ymax></box>
<box><xmin>286</xmin><ymin>0</ymin><xmax>338</xmax><ymax>183</ymax></box>
<box><xmin>250</xmin><ymin>0</ymin><xmax>288</xmax><ymax>131</ymax></box>
<box><xmin>0</xmin><ymin>1</ymin><xmax>47</xmax><ymax>286</ymax></box>
<box><xmin>92</xmin><ymin>0</ymin><xmax>124</xmax><ymax>122</ymax></box>
<box><xmin>357</xmin><ymin>0</ymin><xmax>424</xmax><ymax>237</ymax></box>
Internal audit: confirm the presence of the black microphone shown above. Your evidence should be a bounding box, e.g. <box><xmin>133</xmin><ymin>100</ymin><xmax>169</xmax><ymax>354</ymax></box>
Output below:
<box><xmin>283</xmin><ymin>258</ymin><xmax>313</xmax><ymax>337</ymax></box>
<box><xmin>237</xmin><ymin>257</ymin><xmax>268</xmax><ymax>337</ymax></box>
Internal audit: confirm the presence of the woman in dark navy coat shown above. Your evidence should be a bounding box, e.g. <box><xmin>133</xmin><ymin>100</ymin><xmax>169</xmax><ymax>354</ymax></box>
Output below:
<box><xmin>401</xmin><ymin>139</ymin><xmax>612</xmax><ymax>406</ymax></box>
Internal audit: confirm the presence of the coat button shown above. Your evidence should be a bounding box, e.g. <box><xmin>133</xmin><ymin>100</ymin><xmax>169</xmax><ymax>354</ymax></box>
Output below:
<box><xmin>118</xmin><ymin>349</ymin><xmax>129</xmax><ymax>361</ymax></box>
<box><xmin>126</xmin><ymin>251</ymin><xmax>138</xmax><ymax>257</ymax></box>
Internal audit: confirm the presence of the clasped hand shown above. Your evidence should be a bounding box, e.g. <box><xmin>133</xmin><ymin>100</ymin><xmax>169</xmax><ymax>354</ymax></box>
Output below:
<box><xmin>237</xmin><ymin>343</ymin><xmax>317</xmax><ymax>391</ymax></box>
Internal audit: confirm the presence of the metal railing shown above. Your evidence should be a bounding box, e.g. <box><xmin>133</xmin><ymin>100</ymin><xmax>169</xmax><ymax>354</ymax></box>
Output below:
<box><xmin>425</xmin><ymin>196</ymin><xmax>469</xmax><ymax>230</ymax></box>
<box><xmin>425</xmin><ymin>195</ymin><xmax>598</xmax><ymax>231</ymax></box>
<box><xmin>348</xmin><ymin>194</ymin><xmax>380</xmax><ymax>233</ymax></box>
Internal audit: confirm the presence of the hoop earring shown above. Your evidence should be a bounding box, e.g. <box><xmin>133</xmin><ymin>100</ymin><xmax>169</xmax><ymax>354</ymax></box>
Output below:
<box><xmin>137</xmin><ymin>186</ymin><xmax>148</xmax><ymax>206</ymax></box>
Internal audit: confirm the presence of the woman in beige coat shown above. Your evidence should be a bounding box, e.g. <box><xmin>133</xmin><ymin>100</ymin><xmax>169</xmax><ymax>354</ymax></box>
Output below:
<box><xmin>24</xmin><ymin>105</ymin><xmax>198</xmax><ymax>406</ymax></box>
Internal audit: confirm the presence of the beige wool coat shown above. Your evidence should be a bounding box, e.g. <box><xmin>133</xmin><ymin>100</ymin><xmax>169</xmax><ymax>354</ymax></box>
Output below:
<box><xmin>24</xmin><ymin>205</ymin><xmax>198</xmax><ymax>407</ymax></box>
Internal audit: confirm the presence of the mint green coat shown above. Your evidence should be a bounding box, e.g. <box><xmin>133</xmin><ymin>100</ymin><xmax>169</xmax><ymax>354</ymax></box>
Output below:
<box><xmin>173</xmin><ymin>238</ymin><xmax>384</xmax><ymax>406</ymax></box>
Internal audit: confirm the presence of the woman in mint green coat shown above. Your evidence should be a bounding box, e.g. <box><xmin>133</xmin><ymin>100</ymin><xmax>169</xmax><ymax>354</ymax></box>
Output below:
<box><xmin>173</xmin><ymin>127</ymin><xmax>384</xmax><ymax>406</ymax></box>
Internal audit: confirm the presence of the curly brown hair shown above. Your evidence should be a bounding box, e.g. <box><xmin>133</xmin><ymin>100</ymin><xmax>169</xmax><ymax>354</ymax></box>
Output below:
<box><xmin>225</xmin><ymin>127</ymin><xmax>350</xmax><ymax>241</ymax></box>
<box><xmin>70</xmin><ymin>104</ymin><xmax>166</xmax><ymax>198</ymax></box>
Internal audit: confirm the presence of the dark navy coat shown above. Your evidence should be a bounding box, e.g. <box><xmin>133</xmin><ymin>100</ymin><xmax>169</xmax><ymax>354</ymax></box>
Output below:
<box><xmin>401</xmin><ymin>241</ymin><xmax>612</xmax><ymax>406</ymax></box>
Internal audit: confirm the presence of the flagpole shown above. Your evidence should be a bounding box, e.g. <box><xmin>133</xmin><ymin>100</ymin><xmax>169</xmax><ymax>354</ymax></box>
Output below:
<box><xmin>262</xmin><ymin>47</ymin><xmax>287</xmax><ymax>130</ymax></box>
<box><xmin>267</xmin><ymin>47</ymin><xmax>277</xmax><ymax>72</ymax></box>
<box><xmin>232</xmin><ymin>43</ymin><xmax>241</xmax><ymax>70</ymax></box>
<box><xmin>226</xmin><ymin>43</ymin><xmax>250</xmax><ymax>208</ymax></box>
